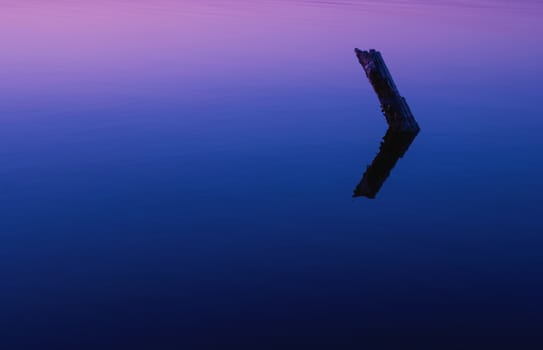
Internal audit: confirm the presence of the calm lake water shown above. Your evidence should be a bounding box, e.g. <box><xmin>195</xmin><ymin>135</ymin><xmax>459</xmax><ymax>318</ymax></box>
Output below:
<box><xmin>2</xmin><ymin>1</ymin><xmax>543</xmax><ymax>348</ymax></box>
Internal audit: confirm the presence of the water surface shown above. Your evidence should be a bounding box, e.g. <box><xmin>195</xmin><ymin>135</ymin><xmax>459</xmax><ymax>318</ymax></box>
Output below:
<box><xmin>2</xmin><ymin>1</ymin><xmax>543</xmax><ymax>348</ymax></box>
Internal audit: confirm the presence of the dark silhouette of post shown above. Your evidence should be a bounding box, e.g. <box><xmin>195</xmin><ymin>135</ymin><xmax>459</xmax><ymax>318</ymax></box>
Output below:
<box><xmin>353</xmin><ymin>48</ymin><xmax>420</xmax><ymax>198</ymax></box>
<box><xmin>353</xmin><ymin>128</ymin><xmax>418</xmax><ymax>198</ymax></box>
<box><xmin>355</xmin><ymin>49</ymin><xmax>420</xmax><ymax>133</ymax></box>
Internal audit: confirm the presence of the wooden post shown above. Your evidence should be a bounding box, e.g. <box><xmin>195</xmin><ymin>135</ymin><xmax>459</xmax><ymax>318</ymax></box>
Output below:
<box><xmin>355</xmin><ymin>49</ymin><xmax>420</xmax><ymax>133</ymax></box>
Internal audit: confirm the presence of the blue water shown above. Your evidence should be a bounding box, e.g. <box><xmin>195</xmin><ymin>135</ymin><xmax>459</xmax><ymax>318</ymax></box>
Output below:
<box><xmin>1</xmin><ymin>1</ymin><xmax>543</xmax><ymax>348</ymax></box>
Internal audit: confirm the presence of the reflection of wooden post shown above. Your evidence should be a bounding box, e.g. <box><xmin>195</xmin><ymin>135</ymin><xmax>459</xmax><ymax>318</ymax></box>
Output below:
<box><xmin>355</xmin><ymin>49</ymin><xmax>420</xmax><ymax>133</ymax></box>
<box><xmin>353</xmin><ymin>128</ymin><xmax>418</xmax><ymax>199</ymax></box>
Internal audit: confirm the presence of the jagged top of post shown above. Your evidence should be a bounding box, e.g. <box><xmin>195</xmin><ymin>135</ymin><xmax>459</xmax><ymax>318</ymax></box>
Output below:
<box><xmin>354</xmin><ymin>48</ymin><xmax>380</xmax><ymax>68</ymax></box>
<box><xmin>354</xmin><ymin>48</ymin><xmax>377</xmax><ymax>55</ymax></box>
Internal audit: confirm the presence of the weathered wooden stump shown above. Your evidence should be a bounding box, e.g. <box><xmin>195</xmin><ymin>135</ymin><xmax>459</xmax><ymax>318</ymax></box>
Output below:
<box><xmin>353</xmin><ymin>128</ymin><xmax>418</xmax><ymax>199</ymax></box>
<box><xmin>355</xmin><ymin>48</ymin><xmax>420</xmax><ymax>133</ymax></box>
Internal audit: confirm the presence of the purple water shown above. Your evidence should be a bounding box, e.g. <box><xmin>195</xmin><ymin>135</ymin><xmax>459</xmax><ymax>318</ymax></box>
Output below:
<box><xmin>1</xmin><ymin>1</ymin><xmax>543</xmax><ymax>348</ymax></box>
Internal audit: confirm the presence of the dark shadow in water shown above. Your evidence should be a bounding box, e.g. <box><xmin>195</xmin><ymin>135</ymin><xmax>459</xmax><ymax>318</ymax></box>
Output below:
<box><xmin>353</xmin><ymin>128</ymin><xmax>418</xmax><ymax>199</ymax></box>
